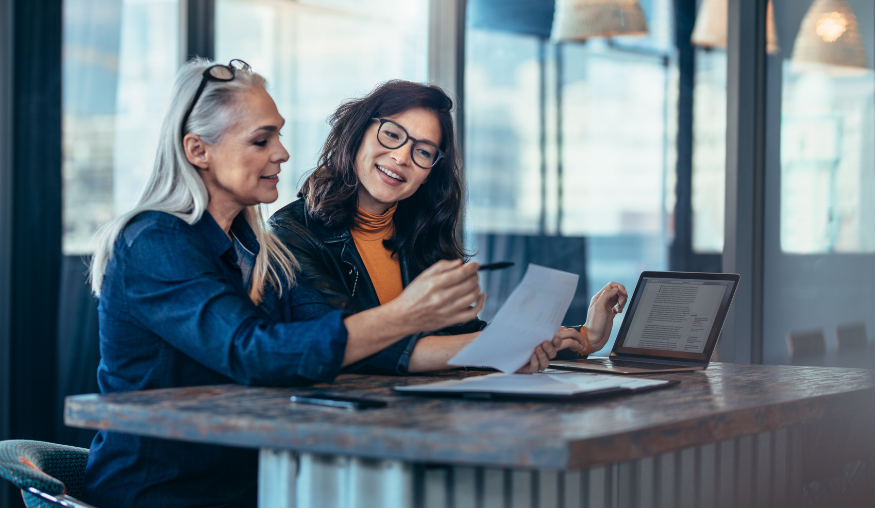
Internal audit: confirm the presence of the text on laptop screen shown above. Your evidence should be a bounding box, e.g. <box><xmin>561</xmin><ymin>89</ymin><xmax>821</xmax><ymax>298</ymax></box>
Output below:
<box><xmin>619</xmin><ymin>278</ymin><xmax>735</xmax><ymax>356</ymax></box>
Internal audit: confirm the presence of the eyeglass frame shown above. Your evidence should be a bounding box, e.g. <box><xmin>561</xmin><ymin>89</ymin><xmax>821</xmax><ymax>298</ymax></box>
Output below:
<box><xmin>180</xmin><ymin>59</ymin><xmax>252</xmax><ymax>140</ymax></box>
<box><xmin>371</xmin><ymin>118</ymin><xmax>445</xmax><ymax>169</ymax></box>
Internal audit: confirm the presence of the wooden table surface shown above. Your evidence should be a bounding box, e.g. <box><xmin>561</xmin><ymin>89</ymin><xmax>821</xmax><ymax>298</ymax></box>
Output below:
<box><xmin>64</xmin><ymin>362</ymin><xmax>875</xmax><ymax>470</ymax></box>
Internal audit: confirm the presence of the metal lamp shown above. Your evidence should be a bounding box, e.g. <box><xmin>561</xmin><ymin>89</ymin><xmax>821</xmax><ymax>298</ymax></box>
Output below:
<box><xmin>551</xmin><ymin>0</ymin><xmax>649</xmax><ymax>41</ymax></box>
<box><xmin>790</xmin><ymin>0</ymin><xmax>868</xmax><ymax>72</ymax></box>
<box><xmin>690</xmin><ymin>0</ymin><xmax>780</xmax><ymax>54</ymax></box>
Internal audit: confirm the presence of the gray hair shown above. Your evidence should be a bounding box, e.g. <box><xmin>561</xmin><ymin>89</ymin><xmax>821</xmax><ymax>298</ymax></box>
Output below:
<box><xmin>89</xmin><ymin>58</ymin><xmax>298</xmax><ymax>304</ymax></box>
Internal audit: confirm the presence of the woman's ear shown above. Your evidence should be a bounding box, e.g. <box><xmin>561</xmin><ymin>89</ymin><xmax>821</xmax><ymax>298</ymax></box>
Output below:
<box><xmin>183</xmin><ymin>133</ymin><xmax>209</xmax><ymax>170</ymax></box>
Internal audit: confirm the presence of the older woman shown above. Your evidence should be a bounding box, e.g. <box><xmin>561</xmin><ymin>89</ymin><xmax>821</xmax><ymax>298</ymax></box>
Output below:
<box><xmin>269</xmin><ymin>80</ymin><xmax>628</xmax><ymax>369</ymax></box>
<box><xmin>83</xmin><ymin>60</ymin><xmax>562</xmax><ymax>508</ymax></box>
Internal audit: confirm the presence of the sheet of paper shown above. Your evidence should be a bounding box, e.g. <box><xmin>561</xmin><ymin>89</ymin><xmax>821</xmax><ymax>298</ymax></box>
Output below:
<box><xmin>395</xmin><ymin>372</ymin><xmax>670</xmax><ymax>396</ymax></box>
<box><xmin>448</xmin><ymin>264</ymin><xmax>579</xmax><ymax>373</ymax></box>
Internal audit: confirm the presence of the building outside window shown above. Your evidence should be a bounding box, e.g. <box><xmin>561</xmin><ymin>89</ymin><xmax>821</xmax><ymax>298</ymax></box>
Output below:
<box><xmin>215</xmin><ymin>0</ymin><xmax>430</xmax><ymax>215</ymax></box>
<box><xmin>63</xmin><ymin>0</ymin><xmax>179</xmax><ymax>255</ymax></box>
<box><xmin>464</xmin><ymin>0</ymin><xmax>678</xmax><ymax>352</ymax></box>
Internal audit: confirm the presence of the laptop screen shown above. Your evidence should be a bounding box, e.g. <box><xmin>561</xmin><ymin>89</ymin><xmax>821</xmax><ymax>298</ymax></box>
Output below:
<box><xmin>611</xmin><ymin>272</ymin><xmax>739</xmax><ymax>363</ymax></box>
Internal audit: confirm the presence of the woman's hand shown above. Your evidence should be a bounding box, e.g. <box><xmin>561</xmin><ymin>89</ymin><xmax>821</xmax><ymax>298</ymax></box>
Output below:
<box><xmin>579</xmin><ymin>281</ymin><xmax>628</xmax><ymax>353</ymax></box>
<box><xmin>343</xmin><ymin>260</ymin><xmax>484</xmax><ymax>367</ymax></box>
<box><xmin>515</xmin><ymin>335</ymin><xmax>565</xmax><ymax>374</ymax></box>
<box><xmin>387</xmin><ymin>259</ymin><xmax>486</xmax><ymax>334</ymax></box>
<box><xmin>554</xmin><ymin>327</ymin><xmax>590</xmax><ymax>355</ymax></box>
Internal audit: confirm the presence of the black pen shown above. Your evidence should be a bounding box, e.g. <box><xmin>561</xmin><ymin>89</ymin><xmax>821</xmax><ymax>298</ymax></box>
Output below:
<box><xmin>478</xmin><ymin>261</ymin><xmax>514</xmax><ymax>271</ymax></box>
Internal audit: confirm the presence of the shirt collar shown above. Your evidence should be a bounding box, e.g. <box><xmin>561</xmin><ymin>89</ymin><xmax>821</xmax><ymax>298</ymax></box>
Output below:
<box><xmin>193</xmin><ymin>210</ymin><xmax>261</xmax><ymax>258</ymax></box>
<box><xmin>230</xmin><ymin>212</ymin><xmax>261</xmax><ymax>256</ymax></box>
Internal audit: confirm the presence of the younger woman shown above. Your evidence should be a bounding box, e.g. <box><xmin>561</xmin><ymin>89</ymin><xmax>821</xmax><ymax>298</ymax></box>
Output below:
<box><xmin>270</xmin><ymin>81</ymin><xmax>628</xmax><ymax>370</ymax></box>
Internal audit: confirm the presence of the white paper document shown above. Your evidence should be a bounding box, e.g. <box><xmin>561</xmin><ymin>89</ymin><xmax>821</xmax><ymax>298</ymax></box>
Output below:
<box><xmin>448</xmin><ymin>264</ymin><xmax>579</xmax><ymax>373</ymax></box>
<box><xmin>395</xmin><ymin>372</ymin><xmax>671</xmax><ymax>396</ymax></box>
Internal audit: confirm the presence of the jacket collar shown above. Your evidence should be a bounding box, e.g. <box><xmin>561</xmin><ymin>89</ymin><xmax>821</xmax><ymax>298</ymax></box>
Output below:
<box><xmin>193</xmin><ymin>210</ymin><xmax>261</xmax><ymax>259</ymax></box>
<box><xmin>294</xmin><ymin>199</ymin><xmax>419</xmax><ymax>286</ymax></box>
<box><xmin>301</xmin><ymin>203</ymin><xmax>352</xmax><ymax>244</ymax></box>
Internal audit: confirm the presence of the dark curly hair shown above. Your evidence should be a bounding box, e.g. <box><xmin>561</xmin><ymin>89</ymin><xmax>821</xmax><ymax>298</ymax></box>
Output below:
<box><xmin>298</xmin><ymin>80</ymin><xmax>468</xmax><ymax>271</ymax></box>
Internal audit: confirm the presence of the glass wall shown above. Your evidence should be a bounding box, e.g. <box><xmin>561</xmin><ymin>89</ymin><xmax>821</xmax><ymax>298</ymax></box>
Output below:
<box><xmin>763</xmin><ymin>0</ymin><xmax>875</xmax><ymax>364</ymax></box>
<box><xmin>214</xmin><ymin>0</ymin><xmax>430</xmax><ymax>214</ymax></box>
<box><xmin>63</xmin><ymin>0</ymin><xmax>179</xmax><ymax>254</ymax></box>
<box><xmin>691</xmin><ymin>48</ymin><xmax>726</xmax><ymax>254</ymax></box>
<box><xmin>465</xmin><ymin>0</ymin><xmax>677</xmax><ymax>353</ymax></box>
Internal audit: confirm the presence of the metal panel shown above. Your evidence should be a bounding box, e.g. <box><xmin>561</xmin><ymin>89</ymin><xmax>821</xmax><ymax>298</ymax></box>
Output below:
<box><xmin>427</xmin><ymin>0</ymin><xmax>466</xmax><ymax>238</ymax></box>
<box><xmin>259</xmin><ymin>449</ymin><xmax>298</xmax><ymax>508</ymax></box>
<box><xmin>427</xmin><ymin>0</ymin><xmax>466</xmax><ymax>140</ymax></box>
<box><xmin>482</xmin><ymin>467</ymin><xmax>504</xmax><ymax>508</ymax></box>
<box><xmin>185</xmin><ymin>0</ymin><xmax>214</xmax><ymax>61</ymax></box>
<box><xmin>722</xmin><ymin>0</ymin><xmax>769</xmax><ymax>364</ymax></box>
<box><xmin>452</xmin><ymin>467</ymin><xmax>477</xmax><ymax>508</ymax></box>
<box><xmin>259</xmin><ymin>429</ymin><xmax>833</xmax><ymax>508</ymax></box>
<box><xmin>10</xmin><ymin>0</ymin><xmax>62</xmax><ymax>445</ymax></box>
<box><xmin>0</xmin><ymin>0</ymin><xmax>12</xmax><ymax>501</ymax></box>
<box><xmin>349</xmin><ymin>457</ymin><xmax>411</xmax><ymax>508</ymax></box>
<box><xmin>422</xmin><ymin>466</ymin><xmax>448</xmax><ymax>508</ymax></box>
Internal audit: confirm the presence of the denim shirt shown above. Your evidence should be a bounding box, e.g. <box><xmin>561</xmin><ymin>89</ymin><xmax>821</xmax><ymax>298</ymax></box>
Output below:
<box><xmin>82</xmin><ymin>210</ymin><xmax>409</xmax><ymax>508</ymax></box>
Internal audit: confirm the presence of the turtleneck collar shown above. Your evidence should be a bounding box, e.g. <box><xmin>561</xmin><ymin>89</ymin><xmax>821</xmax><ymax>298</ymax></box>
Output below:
<box><xmin>353</xmin><ymin>203</ymin><xmax>398</xmax><ymax>241</ymax></box>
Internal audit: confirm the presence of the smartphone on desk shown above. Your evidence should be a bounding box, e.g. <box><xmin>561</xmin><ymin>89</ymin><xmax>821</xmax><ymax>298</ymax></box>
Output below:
<box><xmin>290</xmin><ymin>392</ymin><xmax>387</xmax><ymax>410</ymax></box>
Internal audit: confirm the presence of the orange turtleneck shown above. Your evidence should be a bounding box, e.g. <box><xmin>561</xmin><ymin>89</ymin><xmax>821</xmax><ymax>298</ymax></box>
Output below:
<box><xmin>351</xmin><ymin>204</ymin><xmax>403</xmax><ymax>305</ymax></box>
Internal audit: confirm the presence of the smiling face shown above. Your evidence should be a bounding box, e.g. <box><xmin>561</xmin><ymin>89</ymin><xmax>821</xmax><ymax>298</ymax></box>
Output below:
<box><xmin>191</xmin><ymin>86</ymin><xmax>288</xmax><ymax>219</ymax></box>
<box><xmin>354</xmin><ymin>107</ymin><xmax>442</xmax><ymax>215</ymax></box>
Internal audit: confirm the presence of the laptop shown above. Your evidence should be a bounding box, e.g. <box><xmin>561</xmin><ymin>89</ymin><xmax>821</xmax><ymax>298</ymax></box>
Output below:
<box><xmin>550</xmin><ymin>271</ymin><xmax>740</xmax><ymax>375</ymax></box>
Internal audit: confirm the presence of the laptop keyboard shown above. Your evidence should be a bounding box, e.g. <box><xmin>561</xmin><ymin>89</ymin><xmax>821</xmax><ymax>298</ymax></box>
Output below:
<box><xmin>584</xmin><ymin>359</ymin><xmax>690</xmax><ymax>371</ymax></box>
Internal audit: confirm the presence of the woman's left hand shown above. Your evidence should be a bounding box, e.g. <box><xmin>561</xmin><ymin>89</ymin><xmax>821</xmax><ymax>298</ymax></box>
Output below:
<box><xmin>581</xmin><ymin>281</ymin><xmax>628</xmax><ymax>353</ymax></box>
<box><xmin>516</xmin><ymin>335</ymin><xmax>565</xmax><ymax>374</ymax></box>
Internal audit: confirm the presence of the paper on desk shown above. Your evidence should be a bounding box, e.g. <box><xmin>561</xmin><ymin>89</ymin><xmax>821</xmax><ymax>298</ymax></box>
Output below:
<box><xmin>448</xmin><ymin>264</ymin><xmax>579</xmax><ymax>373</ymax></box>
<box><xmin>395</xmin><ymin>372</ymin><xmax>669</xmax><ymax>396</ymax></box>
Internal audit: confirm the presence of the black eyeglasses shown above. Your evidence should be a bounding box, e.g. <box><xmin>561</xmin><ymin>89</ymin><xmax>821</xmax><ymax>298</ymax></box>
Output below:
<box><xmin>180</xmin><ymin>59</ymin><xmax>252</xmax><ymax>140</ymax></box>
<box><xmin>372</xmin><ymin>118</ymin><xmax>445</xmax><ymax>169</ymax></box>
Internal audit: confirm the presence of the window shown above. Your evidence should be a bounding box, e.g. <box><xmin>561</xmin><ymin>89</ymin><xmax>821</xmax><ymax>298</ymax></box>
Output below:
<box><xmin>780</xmin><ymin>64</ymin><xmax>875</xmax><ymax>254</ymax></box>
<box><xmin>63</xmin><ymin>0</ymin><xmax>179</xmax><ymax>254</ymax></box>
<box><xmin>691</xmin><ymin>49</ymin><xmax>727</xmax><ymax>254</ymax></box>
<box><xmin>763</xmin><ymin>0</ymin><xmax>875</xmax><ymax>364</ymax></box>
<box><xmin>215</xmin><ymin>0</ymin><xmax>430</xmax><ymax>214</ymax></box>
<box><xmin>465</xmin><ymin>0</ymin><xmax>677</xmax><ymax>353</ymax></box>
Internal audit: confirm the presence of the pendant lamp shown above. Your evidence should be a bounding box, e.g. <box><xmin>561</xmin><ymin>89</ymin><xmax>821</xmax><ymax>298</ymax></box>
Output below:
<box><xmin>790</xmin><ymin>0</ymin><xmax>867</xmax><ymax>72</ymax></box>
<box><xmin>551</xmin><ymin>0</ymin><xmax>648</xmax><ymax>41</ymax></box>
<box><xmin>690</xmin><ymin>0</ymin><xmax>780</xmax><ymax>54</ymax></box>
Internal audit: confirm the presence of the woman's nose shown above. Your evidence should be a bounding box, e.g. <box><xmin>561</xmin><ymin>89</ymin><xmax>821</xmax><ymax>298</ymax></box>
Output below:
<box><xmin>390</xmin><ymin>144</ymin><xmax>410</xmax><ymax>165</ymax></box>
<box><xmin>275</xmin><ymin>140</ymin><xmax>290</xmax><ymax>164</ymax></box>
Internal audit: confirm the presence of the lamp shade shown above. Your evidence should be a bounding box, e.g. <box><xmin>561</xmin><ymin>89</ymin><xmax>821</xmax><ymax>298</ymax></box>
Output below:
<box><xmin>791</xmin><ymin>0</ymin><xmax>867</xmax><ymax>71</ymax></box>
<box><xmin>551</xmin><ymin>0</ymin><xmax>648</xmax><ymax>41</ymax></box>
<box><xmin>690</xmin><ymin>0</ymin><xmax>780</xmax><ymax>54</ymax></box>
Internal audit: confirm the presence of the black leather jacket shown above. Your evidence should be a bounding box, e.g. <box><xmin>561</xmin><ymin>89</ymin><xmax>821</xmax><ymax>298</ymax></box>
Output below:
<box><xmin>268</xmin><ymin>199</ymin><xmax>488</xmax><ymax>336</ymax></box>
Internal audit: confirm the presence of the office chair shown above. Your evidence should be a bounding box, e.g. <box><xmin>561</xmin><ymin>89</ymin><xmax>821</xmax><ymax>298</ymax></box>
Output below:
<box><xmin>835</xmin><ymin>322</ymin><xmax>868</xmax><ymax>351</ymax></box>
<box><xmin>0</xmin><ymin>440</ymin><xmax>96</xmax><ymax>508</ymax></box>
<box><xmin>786</xmin><ymin>328</ymin><xmax>826</xmax><ymax>357</ymax></box>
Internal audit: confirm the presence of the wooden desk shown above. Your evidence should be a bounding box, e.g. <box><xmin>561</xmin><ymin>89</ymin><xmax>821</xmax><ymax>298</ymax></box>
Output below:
<box><xmin>65</xmin><ymin>363</ymin><xmax>875</xmax><ymax>508</ymax></box>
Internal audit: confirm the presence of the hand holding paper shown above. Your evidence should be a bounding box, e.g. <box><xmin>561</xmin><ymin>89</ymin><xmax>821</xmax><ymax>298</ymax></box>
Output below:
<box><xmin>448</xmin><ymin>264</ymin><xmax>579</xmax><ymax>373</ymax></box>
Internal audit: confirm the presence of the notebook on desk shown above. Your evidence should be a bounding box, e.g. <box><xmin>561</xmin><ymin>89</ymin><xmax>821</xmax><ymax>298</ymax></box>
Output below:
<box><xmin>551</xmin><ymin>271</ymin><xmax>740</xmax><ymax>375</ymax></box>
<box><xmin>395</xmin><ymin>371</ymin><xmax>678</xmax><ymax>401</ymax></box>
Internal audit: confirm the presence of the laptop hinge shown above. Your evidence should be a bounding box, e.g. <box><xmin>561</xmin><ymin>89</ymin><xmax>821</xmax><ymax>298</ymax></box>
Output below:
<box><xmin>607</xmin><ymin>353</ymin><xmax>706</xmax><ymax>367</ymax></box>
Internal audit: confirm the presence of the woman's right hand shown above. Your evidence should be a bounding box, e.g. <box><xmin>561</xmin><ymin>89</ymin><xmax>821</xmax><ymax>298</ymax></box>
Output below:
<box><xmin>388</xmin><ymin>259</ymin><xmax>486</xmax><ymax>334</ymax></box>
